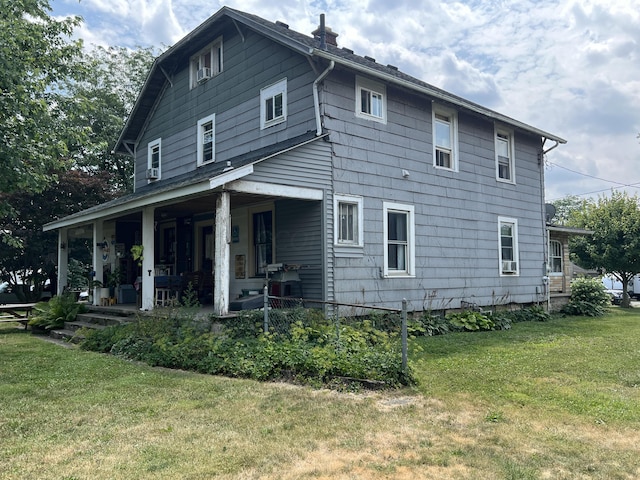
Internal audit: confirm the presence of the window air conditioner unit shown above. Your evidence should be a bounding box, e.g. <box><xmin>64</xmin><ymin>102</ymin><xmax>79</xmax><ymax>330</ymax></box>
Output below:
<box><xmin>502</xmin><ymin>261</ymin><xmax>517</xmax><ymax>273</ymax></box>
<box><xmin>197</xmin><ymin>67</ymin><xmax>211</xmax><ymax>83</ymax></box>
<box><xmin>146</xmin><ymin>167</ymin><xmax>159</xmax><ymax>180</ymax></box>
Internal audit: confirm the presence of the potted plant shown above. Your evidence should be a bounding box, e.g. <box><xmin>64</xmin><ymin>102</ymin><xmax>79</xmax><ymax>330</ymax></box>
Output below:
<box><xmin>106</xmin><ymin>267</ymin><xmax>122</xmax><ymax>298</ymax></box>
<box><xmin>131</xmin><ymin>245</ymin><xmax>144</xmax><ymax>267</ymax></box>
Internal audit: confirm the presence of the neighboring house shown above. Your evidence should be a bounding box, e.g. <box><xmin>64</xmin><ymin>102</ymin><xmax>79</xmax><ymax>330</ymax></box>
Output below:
<box><xmin>44</xmin><ymin>7</ymin><xmax>566</xmax><ymax>315</ymax></box>
<box><xmin>547</xmin><ymin>224</ymin><xmax>595</xmax><ymax>311</ymax></box>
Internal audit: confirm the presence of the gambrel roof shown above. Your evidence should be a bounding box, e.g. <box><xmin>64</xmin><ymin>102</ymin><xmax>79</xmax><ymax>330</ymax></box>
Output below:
<box><xmin>115</xmin><ymin>6</ymin><xmax>565</xmax><ymax>155</ymax></box>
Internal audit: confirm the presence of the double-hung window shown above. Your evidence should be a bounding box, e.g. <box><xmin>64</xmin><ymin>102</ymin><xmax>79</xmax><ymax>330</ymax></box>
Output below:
<box><xmin>260</xmin><ymin>78</ymin><xmax>287</xmax><ymax>129</ymax></box>
<box><xmin>432</xmin><ymin>106</ymin><xmax>458</xmax><ymax>171</ymax></box>
<box><xmin>190</xmin><ymin>37</ymin><xmax>223</xmax><ymax>88</ymax></box>
<box><xmin>334</xmin><ymin>195</ymin><xmax>363</xmax><ymax>247</ymax></box>
<box><xmin>549</xmin><ymin>240</ymin><xmax>563</xmax><ymax>273</ymax></box>
<box><xmin>147</xmin><ymin>138</ymin><xmax>161</xmax><ymax>181</ymax></box>
<box><xmin>495</xmin><ymin>126</ymin><xmax>515</xmax><ymax>182</ymax></box>
<box><xmin>355</xmin><ymin>76</ymin><xmax>386</xmax><ymax>123</ymax></box>
<box><xmin>499</xmin><ymin>217</ymin><xmax>519</xmax><ymax>275</ymax></box>
<box><xmin>197</xmin><ymin>113</ymin><xmax>215</xmax><ymax>166</ymax></box>
<box><xmin>383</xmin><ymin>202</ymin><xmax>415</xmax><ymax>277</ymax></box>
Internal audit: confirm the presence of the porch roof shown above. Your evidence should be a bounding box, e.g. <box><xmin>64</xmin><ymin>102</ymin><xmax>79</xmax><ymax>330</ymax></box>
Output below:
<box><xmin>547</xmin><ymin>225</ymin><xmax>594</xmax><ymax>236</ymax></box>
<box><xmin>44</xmin><ymin>131</ymin><xmax>324</xmax><ymax>232</ymax></box>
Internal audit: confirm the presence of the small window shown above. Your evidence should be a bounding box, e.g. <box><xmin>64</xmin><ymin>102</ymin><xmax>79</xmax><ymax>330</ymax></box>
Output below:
<box><xmin>499</xmin><ymin>217</ymin><xmax>519</xmax><ymax>276</ymax></box>
<box><xmin>550</xmin><ymin>240</ymin><xmax>563</xmax><ymax>273</ymax></box>
<box><xmin>495</xmin><ymin>126</ymin><xmax>515</xmax><ymax>182</ymax></box>
<box><xmin>355</xmin><ymin>76</ymin><xmax>386</xmax><ymax>123</ymax></box>
<box><xmin>147</xmin><ymin>138</ymin><xmax>161</xmax><ymax>181</ymax></box>
<box><xmin>383</xmin><ymin>202</ymin><xmax>415</xmax><ymax>277</ymax></box>
<box><xmin>432</xmin><ymin>106</ymin><xmax>458</xmax><ymax>171</ymax></box>
<box><xmin>197</xmin><ymin>113</ymin><xmax>215</xmax><ymax>166</ymax></box>
<box><xmin>190</xmin><ymin>37</ymin><xmax>223</xmax><ymax>88</ymax></box>
<box><xmin>334</xmin><ymin>195</ymin><xmax>363</xmax><ymax>247</ymax></box>
<box><xmin>260</xmin><ymin>79</ymin><xmax>287</xmax><ymax>129</ymax></box>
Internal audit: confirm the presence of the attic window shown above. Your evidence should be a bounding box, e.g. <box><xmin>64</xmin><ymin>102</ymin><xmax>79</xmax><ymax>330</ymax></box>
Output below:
<box><xmin>355</xmin><ymin>76</ymin><xmax>386</xmax><ymax>124</ymax></box>
<box><xmin>190</xmin><ymin>37</ymin><xmax>223</xmax><ymax>89</ymax></box>
<box><xmin>260</xmin><ymin>78</ymin><xmax>287</xmax><ymax>129</ymax></box>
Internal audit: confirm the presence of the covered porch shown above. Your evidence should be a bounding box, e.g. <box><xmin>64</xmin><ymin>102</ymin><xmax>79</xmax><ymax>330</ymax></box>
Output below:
<box><xmin>44</xmin><ymin>168</ymin><xmax>325</xmax><ymax>316</ymax></box>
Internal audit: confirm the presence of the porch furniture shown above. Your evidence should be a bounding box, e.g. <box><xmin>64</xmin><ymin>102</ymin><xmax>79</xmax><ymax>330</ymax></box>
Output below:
<box><xmin>155</xmin><ymin>288</ymin><xmax>173</xmax><ymax>306</ymax></box>
<box><xmin>117</xmin><ymin>284</ymin><xmax>137</xmax><ymax>304</ymax></box>
<box><xmin>154</xmin><ymin>275</ymin><xmax>182</xmax><ymax>306</ymax></box>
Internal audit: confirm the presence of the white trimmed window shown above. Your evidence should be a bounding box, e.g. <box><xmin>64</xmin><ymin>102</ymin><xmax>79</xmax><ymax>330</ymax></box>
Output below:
<box><xmin>432</xmin><ymin>105</ymin><xmax>458</xmax><ymax>171</ymax></box>
<box><xmin>146</xmin><ymin>138</ymin><xmax>161</xmax><ymax>181</ymax></box>
<box><xmin>550</xmin><ymin>240</ymin><xmax>563</xmax><ymax>274</ymax></box>
<box><xmin>190</xmin><ymin>37</ymin><xmax>223</xmax><ymax>88</ymax></box>
<box><xmin>495</xmin><ymin>126</ymin><xmax>515</xmax><ymax>182</ymax></box>
<box><xmin>383</xmin><ymin>202</ymin><xmax>415</xmax><ymax>277</ymax></box>
<box><xmin>197</xmin><ymin>113</ymin><xmax>215</xmax><ymax>166</ymax></box>
<box><xmin>355</xmin><ymin>76</ymin><xmax>386</xmax><ymax>123</ymax></box>
<box><xmin>260</xmin><ymin>78</ymin><xmax>287</xmax><ymax>129</ymax></box>
<box><xmin>499</xmin><ymin>217</ymin><xmax>519</xmax><ymax>276</ymax></box>
<box><xmin>334</xmin><ymin>194</ymin><xmax>363</xmax><ymax>247</ymax></box>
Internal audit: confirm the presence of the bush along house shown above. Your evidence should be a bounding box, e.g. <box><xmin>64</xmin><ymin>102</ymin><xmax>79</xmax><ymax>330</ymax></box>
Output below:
<box><xmin>44</xmin><ymin>7</ymin><xmax>566</xmax><ymax>315</ymax></box>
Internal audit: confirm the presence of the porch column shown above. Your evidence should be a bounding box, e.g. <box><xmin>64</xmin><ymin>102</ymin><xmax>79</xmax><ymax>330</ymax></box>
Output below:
<box><xmin>92</xmin><ymin>221</ymin><xmax>104</xmax><ymax>306</ymax></box>
<box><xmin>213</xmin><ymin>191</ymin><xmax>230</xmax><ymax>316</ymax></box>
<box><xmin>57</xmin><ymin>228</ymin><xmax>69</xmax><ymax>296</ymax></box>
<box><xmin>141</xmin><ymin>206</ymin><xmax>156</xmax><ymax>310</ymax></box>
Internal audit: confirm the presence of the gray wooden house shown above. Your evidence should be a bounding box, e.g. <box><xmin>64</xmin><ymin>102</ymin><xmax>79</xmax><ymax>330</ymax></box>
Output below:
<box><xmin>44</xmin><ymin>7</ymin><xmax>566</xmax><ymax>315</ymax></box>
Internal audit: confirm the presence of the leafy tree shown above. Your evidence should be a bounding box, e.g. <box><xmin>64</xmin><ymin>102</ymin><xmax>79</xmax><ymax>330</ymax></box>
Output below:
<box><xmin>59</xmin><ymin>46</ymin><xmax>157</xmax><ymax>193</ymax></box>
<box><xmin>0</xmin><ymin>0</ymin><xmax>83</xmax><ymax>223</ymax></box>
<box><xmin>550</xmin><ymin>195</ymin><xmax>586</xmax><ymax>226</ymax></box>
<box><xmin>570</xmin><ymin>191</ymin><xmax>640</xmax><ymax>307</ymax></box>
<box><xmin>0</xmin><ymin>170</ymin><xmax>114</xmax><ymax>301</ymax></box>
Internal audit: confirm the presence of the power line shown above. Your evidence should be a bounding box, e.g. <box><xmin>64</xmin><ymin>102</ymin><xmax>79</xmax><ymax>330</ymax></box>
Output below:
<box><xmin>546</xmin><ymin>161</ymin><xmax>640</xmax><ymax>201</ymax></box>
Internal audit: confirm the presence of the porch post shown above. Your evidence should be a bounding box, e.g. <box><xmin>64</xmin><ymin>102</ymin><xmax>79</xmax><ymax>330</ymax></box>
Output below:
<box><xmin>213</xmin><ymin>191</ymin><xmax>230</xmax><ymax>316</ymax></box>
<box><xmin>57</xmin><ymin>228</ymin><xmax>69</xmax><ymax>296</ymax></box>
<box><xmin>141</xmin><ymin>206</ymin><xmax>156</xmax><ymax>310</ymax></box>
<box><xmin>93</xmin><ymin>221</ymin><xmax>104</xmax><ymax>306</ymax></box>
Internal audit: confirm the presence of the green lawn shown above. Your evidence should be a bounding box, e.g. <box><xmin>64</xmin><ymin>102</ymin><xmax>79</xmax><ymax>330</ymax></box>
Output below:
<box><xmin>1</xmin><ymin>309</ymin><xmax>639</xmax><ymax>479</ymax></box>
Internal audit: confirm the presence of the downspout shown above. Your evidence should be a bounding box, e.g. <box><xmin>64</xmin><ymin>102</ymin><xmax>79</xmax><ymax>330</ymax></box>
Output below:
<box><xmin>313</xmin><ymin>60</ymin><xmax>335</xmax><ymax>136</ymax></box>
<box><xmin>541</xmin><ymin>137</ymin><xmax>560</xmax><ymax>311</ymax></box>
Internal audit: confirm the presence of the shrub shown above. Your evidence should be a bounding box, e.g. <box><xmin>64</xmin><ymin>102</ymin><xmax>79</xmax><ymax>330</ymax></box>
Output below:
<box><xmin>80</xmin><ymin>308</ymin><xmax>415</xmax><ymax>388</ymax></box>
<box><xmin>561</xmin><ymin>277</ymin><xmax>611</xmax><ymax>317</ymax></box>
<box><xmin>28</xmin><ymin>293</ymin><xmax>87</xmax><ymax>330</ymax></box>
<box><xmin>446</xmin><ymin>310</ymin><xmax>495</xmax><ymax>331</ymax></box>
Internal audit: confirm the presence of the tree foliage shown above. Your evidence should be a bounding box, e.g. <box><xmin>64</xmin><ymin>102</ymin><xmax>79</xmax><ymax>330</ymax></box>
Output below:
<box><xmin>59</xmin><ymin>46</ymin><xmax>157</xmax><ymax>193</ymax></box>
<box><xmin>0</xmin><ymin>170</ymin><xmax>115</xmax><ymax>301</ymax></box>
<box><xmin>550</xmin><ymin>195</ymin><xmax>585</xmax><ymax>226</ymax></box>
<box><xmin>0</xmin><ymin>0</ymin><xmax>83</xmax><ymax>219</ymax></box>
<box><xmin>570</xmin><ymin>191</ymin><xmax>640</xmax><ymax>307</ymax></box>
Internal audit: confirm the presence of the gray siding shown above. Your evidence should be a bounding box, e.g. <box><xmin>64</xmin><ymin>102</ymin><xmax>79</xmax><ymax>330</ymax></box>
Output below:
<box><xmin>323</xmin><ymin>70</ymin><xmax>546</xmax><ymax>311</ymax></box>
<box><xmin>134</xmin><ymin>28</ymin><xmax>317</xmax><ymax>190</ymax></box>
<box><xmin>275</xmin><ymin>199</ymin><xmax>323</xmax><ymax>300</ymax></box>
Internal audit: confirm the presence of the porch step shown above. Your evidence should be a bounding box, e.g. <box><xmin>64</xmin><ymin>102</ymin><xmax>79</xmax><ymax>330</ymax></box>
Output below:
<box><xmin>48</xmin><ymin>306</ymin><xmax>138</xmax><ymax>344</ymax></box>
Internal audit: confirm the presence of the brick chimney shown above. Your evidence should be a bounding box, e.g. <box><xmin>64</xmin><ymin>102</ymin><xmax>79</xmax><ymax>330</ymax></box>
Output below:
<box><xmin>312</xmin><ymin>14</ymin><xmax>338</xmax><ymax>48</ymax></box>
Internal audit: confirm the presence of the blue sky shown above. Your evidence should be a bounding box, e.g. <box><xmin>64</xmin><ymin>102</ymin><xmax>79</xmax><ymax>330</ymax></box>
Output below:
<box><xmin>50</xmin><ymin>0</ymin><xmax>640</xmax><ymax>203</ymax></box>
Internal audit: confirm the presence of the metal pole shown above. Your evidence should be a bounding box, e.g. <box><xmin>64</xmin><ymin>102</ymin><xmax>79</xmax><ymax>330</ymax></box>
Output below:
<box><xmin>263</xmin><ymin>285</ymin><xmax>269</xmax><ymax>333</ymax></box>
<box><xmin>401</xmin><ymin>298</ymin><xmax>408</xmax><ymax>373</ymax></box>
<box><xmin>335</xmin><ymin>304</ymin><xmax>339</xmax><ymax>343</ymax></box>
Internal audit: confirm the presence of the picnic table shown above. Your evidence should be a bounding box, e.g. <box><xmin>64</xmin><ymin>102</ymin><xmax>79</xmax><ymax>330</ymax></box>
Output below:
<box><xmin>0</xmin><ymin>303</ymin><xmax>36</xmax><ymax>329</ymax></box>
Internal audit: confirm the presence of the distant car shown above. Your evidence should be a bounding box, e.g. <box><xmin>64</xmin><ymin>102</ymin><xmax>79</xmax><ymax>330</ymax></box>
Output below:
<box><xmin>606</xmin><ymin>289</ymin><xmax>624</xmax><ymax>305</ymax></box>
<box><xmin>0</xmin><ymin>282</ymin><xmax>8</xmax><ymax>293</ymax></box>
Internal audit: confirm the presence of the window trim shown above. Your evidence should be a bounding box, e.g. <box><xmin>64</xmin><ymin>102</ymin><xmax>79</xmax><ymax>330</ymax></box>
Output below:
<box><xmin>495</xmin><ymin>125</ymin><xmax>516</xmax><ymax>183</ymax></box>
<box><xmin>189</xmin><ymin>36</ymin><xmax>223</xmax><ymax>89</ymax></box>
<box><xmin>334</xmin><ymin>194</ymin><xmax>364</xmax><ymax>247</ymax></box>
<box><xmin>549</xmin><ymin>239</ymin><xmax>563</xmax><ymax>275</ymax></box>
<box><xmin>432</xmin><ymin>105</ymin><xmax>458</xmax><ymax>172</ymax></box>
<box><xmin>498</xmin><ymin>216</ymin><xmax>519</xmax><ymax>276</ymax></box>
<box><xmin>260</xmin><ymin>78</ymin><xmax>287</xmax><ymax>130</ymax></box>
<box><xmin>197</xmin><ymin>113</ymin><xmax>216</xmax><ymax>166</ymax></box>
<box><xmin>355</xmin><ymin>76</ymin><xmax>387</xmax><ymax>124</ymax></box>
<box><xmin>383</xmin><ymin>202</ymin><xmax>415</xmax><ymax>278</ymax></box>
<box><xmin>147</xmin><ymin>138</ymin><xmax>161</xmax><ymax>181</ymax></box>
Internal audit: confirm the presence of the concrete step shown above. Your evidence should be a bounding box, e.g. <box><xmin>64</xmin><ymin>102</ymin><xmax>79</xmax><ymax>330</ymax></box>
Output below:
<box><xmin>49</xmin><ymin>328</ymin><xmax>84</xmax><ymax>343</ymax></box>
<box><xmin>64</xmin><ymin>320</ymin><xmax>109</xmax><ymax>332</ymax></box>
